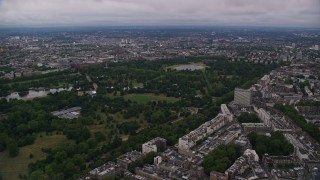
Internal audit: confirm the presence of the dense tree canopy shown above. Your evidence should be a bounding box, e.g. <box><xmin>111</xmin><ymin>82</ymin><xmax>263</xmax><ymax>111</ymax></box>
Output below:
<box><xmin>237</xmin><ymin>112</ymin><xmax>260</xmax><ymax>123</ymax></box>
<box><xmin>248</xmin><ymin>132</ymin><xmax>294</xmax><ymax>157</ymax></box>
<box><xmin>202</xmin><ymin>144</ymin><xmax>242</xmax><ymax>175</ymax></box>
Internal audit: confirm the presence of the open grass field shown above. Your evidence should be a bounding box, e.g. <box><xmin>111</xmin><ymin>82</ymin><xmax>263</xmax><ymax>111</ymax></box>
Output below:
<box><xmin>132</xmin><ymin>81</ymin><xmax>144</xmax><ymax>88</ymax></box>
<box><xmin>123</xmin><ymin>93</ymin><xmax>179</xmax><ymax>104</ymax></box>
<box><xmin>0</xmin><ymin>134</ymin><xmax>70</xmax><ymax>180</ymax></box>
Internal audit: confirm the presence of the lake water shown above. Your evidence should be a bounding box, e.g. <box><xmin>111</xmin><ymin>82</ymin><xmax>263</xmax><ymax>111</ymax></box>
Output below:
<box><xmin>174</xmin><ymin>65</ymin><xmax>205</xmax><ymax>71</ymax></box>
<box><xmin>4</xmin><ymin>87</ymin><xmax>73</xmax><ymax>101</ymax></box>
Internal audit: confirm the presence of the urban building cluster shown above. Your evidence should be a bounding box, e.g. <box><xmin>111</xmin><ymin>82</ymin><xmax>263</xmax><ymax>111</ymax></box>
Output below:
<box><xmin>1</xmin><ymin>29</ymin><xmax>319</xmax><ymax>80</ymax></box>
<box><xmin>228</xmin><ymin>61</ymin><xmax>320</xmax><ymax>179</ymax></box>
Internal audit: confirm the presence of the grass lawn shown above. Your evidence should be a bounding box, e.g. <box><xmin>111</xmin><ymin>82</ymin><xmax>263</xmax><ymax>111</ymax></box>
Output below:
<box><xmin>124</xmin><ymin>93</ymin><xmax>179</xmax><ymax>104</ymax></box>
<box><xmin>132</xmin><ymin>81</ymin><xmax>144</xmax><ymax>88</ymax></box>
<box><xmin>0</xmin><ymin>134</ymin><xmax>70</xmax><ymax>180</ymax></box>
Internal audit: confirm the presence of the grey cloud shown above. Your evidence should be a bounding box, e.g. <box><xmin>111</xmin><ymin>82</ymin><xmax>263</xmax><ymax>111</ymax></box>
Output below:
<box><xmin>0</xmin><ymin>0</ymin><xmax>319</xmax><ymax>27</ymax></box>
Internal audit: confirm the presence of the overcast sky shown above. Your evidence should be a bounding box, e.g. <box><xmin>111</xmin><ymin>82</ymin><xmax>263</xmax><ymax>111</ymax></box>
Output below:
<box><xmin>0</xmin><ymin>0</ymin><xmax>319</xmax><ymax>27</ymax></box>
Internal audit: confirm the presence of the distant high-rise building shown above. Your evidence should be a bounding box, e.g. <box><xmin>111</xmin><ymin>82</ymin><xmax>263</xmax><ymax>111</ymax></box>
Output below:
<box><xmin>315</xmin><ymin>45</ymin><xmax>319</xmax><ymax>51</ymax></box>
<box><xmin>292</xmin><ymin>43</ymin><xmax>296</xmax><ymax>49</ymax></box>
<box><xmin>234</xmin><ymin>88</ymin><xmax>252</xmax><ymax>106</ymax></box>
<box><xmin>296</xmin><ymin>51</ymin><xmax>303</xmax><ymax>60</ymax></box>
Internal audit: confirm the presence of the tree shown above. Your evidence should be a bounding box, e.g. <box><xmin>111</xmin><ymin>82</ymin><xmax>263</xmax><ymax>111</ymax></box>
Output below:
<box><xmin>144</xmin><ymin>152</ymin><xmax>157</xmax><ymax>164</ymax></box>
<box><xmin>94</xmin><ymin>132</ymin><xmax>106</xmax><ymax>142</ymax></box>
<box><xmin>248</xmin><ymin>132</ymin><xmax>294</xmax><ymax>157</ymax></box>
<box><xmin>256</xmin><ymin>143</ymin><xmax>267</xmax><ymax>156</ymax></box>
<box><xmin>118</xmin><ymin>121</ymin><xmax>140</xmax><ymax>135</ymax></box>
<box><xmin>30</xmin><ymin>170</ymin><xmax>45</xmax><ymax>180</ymax></box>
<box><xmin>7</xmin><ymin>142</ymin><xmax>19</xmax><ymax>157</ymax></box>
<box><xmin>44</xmin><ymin>165</ymin><xmax>54</xmax><ymax>177</ymax></box>
<box><xmin>0</xmin><ymin>133</ymin><xmax>8</xmax><ymax>152</ymax></box>
<box><xmin>64</xmin><ymin>125</ymin><xmax>91</xmax><ymax>143</ymax></box>
<box><xmin>54</xmin><ymin>151</ymin><xmax>67</xmax><ymax>163</ymax></box>
<box><xmin>150</xmin><ymin>111</ymin><xmax>166</xmax><ymax>124</ymax></box>
<box><xmin>237</xmin><ymin>112</ymin><xmax>260</xmax><ymax>123</ymax></box>
<box><xmin>202</xmin><ymin>144</ymin><xmax>241</xmax><ymax>175</ymax></box>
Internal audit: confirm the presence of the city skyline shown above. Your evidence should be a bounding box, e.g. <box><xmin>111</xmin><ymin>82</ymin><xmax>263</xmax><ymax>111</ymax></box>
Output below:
<box><xmin>0</xmin><ymin>0</ymin><xmax>320</xmax><ymax>28</ymax></box>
